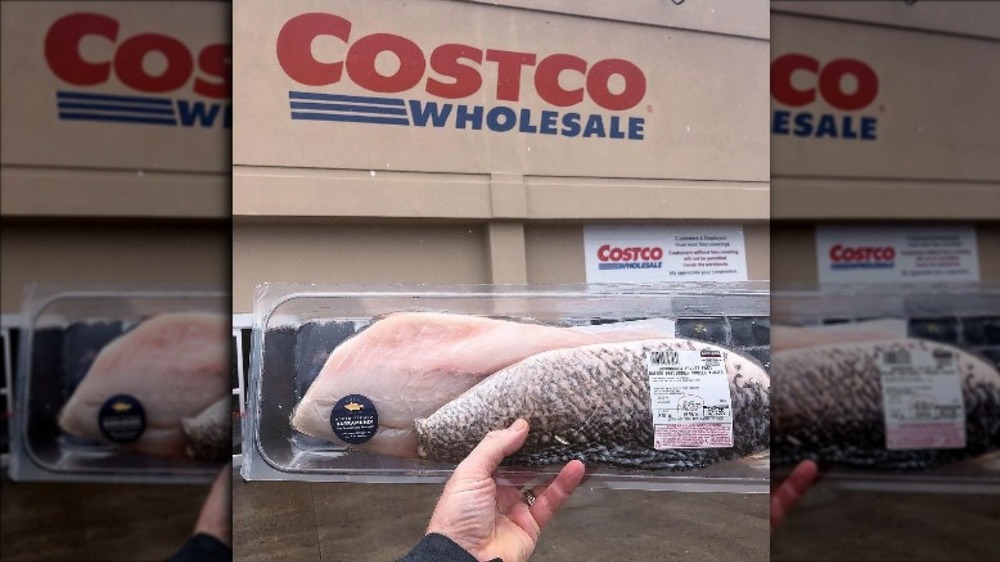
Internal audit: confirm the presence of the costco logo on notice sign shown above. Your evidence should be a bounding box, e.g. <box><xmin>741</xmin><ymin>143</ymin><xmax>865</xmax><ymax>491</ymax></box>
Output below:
<box><xmin>829</xmin><ymin>245</ymin><xmax>896</xmax><ymax>270</ymax></box>
<box><xmin>46</xmin><ymin>13</ymin><xmax>231</xmax><ymax>128</ymax></box>
<box><xmin>276</xmin><ymin>13</ymin><xmax>646</xmax><ymax>140</ymax></box>
<box><xmin>597</xmin><ymin>245</ymin><xmax>664</xmax><ymax>270</ymax></box>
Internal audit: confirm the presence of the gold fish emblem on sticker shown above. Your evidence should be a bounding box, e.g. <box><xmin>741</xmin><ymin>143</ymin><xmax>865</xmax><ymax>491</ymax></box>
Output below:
<box><xmin>344</xmin><ymin>401</ymin><xmax>364</xmax><ymax>412</ymax></box>
<box><xmin>112</xmin><ymin>401</ymin><xmax>132</xmax><ymax>412</ymax></box>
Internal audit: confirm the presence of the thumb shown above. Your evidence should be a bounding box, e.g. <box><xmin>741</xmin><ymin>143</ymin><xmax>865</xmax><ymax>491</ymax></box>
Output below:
<box><xmin>454</xmin><ymin>419</ymin><xmax>529</xmax><ymax>479</ymax></box>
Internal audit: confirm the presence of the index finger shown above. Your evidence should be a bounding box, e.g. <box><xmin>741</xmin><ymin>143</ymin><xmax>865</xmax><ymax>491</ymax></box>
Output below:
<box><xmin>529</xmin><ymin>459</ymin><xmax>587</xmax><ymax>530</ymax></box>
<box><xmin>771</xmin><ymin>459</ymin><xmax>819</xmax><ymax>530</ymax></box>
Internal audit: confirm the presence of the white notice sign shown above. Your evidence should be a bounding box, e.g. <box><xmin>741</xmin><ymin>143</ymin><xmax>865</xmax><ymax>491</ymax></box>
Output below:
<box><xmin>815</xmin><ymin>226</ymin><xmax>980</xmax><ymax>284</ymax></box>
<box><xmin>583</xmin><ymin>225</ymin><xmax>748</xmax><ymax>283</ymax></box>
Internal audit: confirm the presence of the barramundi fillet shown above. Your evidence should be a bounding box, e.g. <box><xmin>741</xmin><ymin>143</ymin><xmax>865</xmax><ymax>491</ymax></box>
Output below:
<box><xmin>415</xmin><ymin>339</ymin><xmax>770</xmax><ymax>470</ymax></box>
<box><xmin>57</xmin><ymin>312</ymin><xmax>230</xmax><ymax>460</ymax></box>
<box><xmin>771</xmin><ymin>338</ymin><xmax>1000</xmax><ymax>469</ymax></box>
<box><xmin>290</xmin><ymin>313</ymin><xmax>673</xmax><ymax>457</ymax></box>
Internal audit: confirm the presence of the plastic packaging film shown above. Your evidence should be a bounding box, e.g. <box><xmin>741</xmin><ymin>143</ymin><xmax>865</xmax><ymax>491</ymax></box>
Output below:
<box><xmin>770</xmin><ymin>284</ymin><xmax>1000</xmax><ymax>493</ymax></box>
<box><xmin>9</xmin><ymin>285</ymin><xmax>230</xmax><ymax>484</ymax></box>
<box><xmin>242</xmin><ymin>283</ymin><xmax>771</xmax><ymax>493</ymax></box>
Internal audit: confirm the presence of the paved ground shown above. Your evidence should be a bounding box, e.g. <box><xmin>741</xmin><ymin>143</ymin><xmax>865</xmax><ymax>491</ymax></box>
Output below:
<box><xmin>1</xmin><ymin>473</ymin><xmax>210</xmax><ymax>561</ymax></box>
<box><xmin>233</xmin><ymin>468</ymin><xmax>770</xmax><ymax>562</ymax></box>
<box><xmin>772</xmin><ymin>479</ymin><xmax>1000</xmax><ymax>561</ymax></box>
<box><xmin>8</xmin><ymin>466</ymin><xmax>996</xmax><ymax>561</ymax></box>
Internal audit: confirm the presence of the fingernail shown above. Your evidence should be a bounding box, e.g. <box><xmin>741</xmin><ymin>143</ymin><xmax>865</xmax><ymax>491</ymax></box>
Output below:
<box><xmin>511</xmin><ymin>418</ymin><xmax>528</xmax><ymax>432</ymax></box>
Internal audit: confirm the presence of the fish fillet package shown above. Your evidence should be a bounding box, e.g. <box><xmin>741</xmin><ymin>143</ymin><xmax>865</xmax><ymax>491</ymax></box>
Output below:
<box><xmin>771</xmin><ymin>285</ymin><xmax>1000</xmax><ymax>492</ymax></box>
<box><xmin>243</xmin><ymin>283</ymin><xmax>771</xmax><ymax>492</ymax></box>
<box><xmin>10</xmin><ymin>287</ymin><xmax>230</xmax><ymax>484</ymax></box>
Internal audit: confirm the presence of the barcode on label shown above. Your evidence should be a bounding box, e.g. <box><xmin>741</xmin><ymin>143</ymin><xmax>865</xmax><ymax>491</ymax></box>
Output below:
<box><xmin>649</xmin><ymin>350</ymin><xmax>679</xmax><ymax>367</ymax></box>
<box><xmin>883</xmin><ymin>349</ymin><xmax>911</xmax><ymax>365</ymax></box>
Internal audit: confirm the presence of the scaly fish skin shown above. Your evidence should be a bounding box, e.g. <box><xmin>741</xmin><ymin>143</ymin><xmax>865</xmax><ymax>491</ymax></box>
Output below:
<box><xmin>182</xmin><ymin>397</ymin><xmax>231</xmax><ymax>462</ymax></box>
<box><xmin>415</xmin><ymin>339</ymin><xmax>770</xmax><ymax>470</ymax></box>
<box><xmin>771</xmin><ymin>338</ymin><xmax>1000</xmax><ymax>469</ymax></box>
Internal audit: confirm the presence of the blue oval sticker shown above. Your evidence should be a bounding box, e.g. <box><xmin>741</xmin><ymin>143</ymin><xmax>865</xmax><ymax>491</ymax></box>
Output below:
<box><xmin>330</xmin><ymin>394</ymin><xmax>378</xmax><ymax>445</ymax></box>
<box><xmin>98</xmin><ymin>394</ymin><xmax>146</xmax><ymax>444</ymax></box>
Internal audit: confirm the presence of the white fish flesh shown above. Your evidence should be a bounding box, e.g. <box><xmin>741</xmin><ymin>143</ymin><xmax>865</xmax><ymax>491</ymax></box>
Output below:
<box><xmin>57</xmin><ymin>312</ymin><xmax>229</xmax><ymax>460</ymax></box>
<box><xmin>290</xmin><ymin>312</ymin><xmax>675</xmax><ymax>457</ymax></box>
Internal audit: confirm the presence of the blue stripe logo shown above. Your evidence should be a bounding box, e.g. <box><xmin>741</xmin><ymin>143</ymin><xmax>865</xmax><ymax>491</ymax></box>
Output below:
<box><xmin>598</xmin><ymin>262</ymin><xmax>662</xmax><ymax>270</ymax></box>
<box><xmin>56</xmin><ymin>90</ymin><xmax>231</xmax><ymax>128</ymax></box>
<box><xmin>830</xmin><ymin>262</ymin><xmax>894</xmax><ymax>270</ymax></box>
<box><xmin>58</xmin><ymin>91</ymin><xmax>178</xmax><ymax>125</ymax></box>
<box><xmin>289</xmin><ymin>91</ymin><xmax>410</xmax><ymax>126</ymax></box>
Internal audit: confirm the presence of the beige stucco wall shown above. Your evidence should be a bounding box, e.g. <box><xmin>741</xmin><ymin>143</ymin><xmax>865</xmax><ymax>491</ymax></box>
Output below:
<box><xmin>771</xmin><ymin>1</ymin><xmax>1000</xmax><ymax>40</ymax></box>
<box><xmin>468</xmin><ymin>0</ymin><xmax>769</xmax><ymax>40</ymax></box>
<box><xmin>770</xmin><ymin>10</ymin><xmax>1000</xmax><ymax>220</ymax></box>
<box><xmin>232</xmin><ymin>220</ymin><xmax>491</xmax><ymax>311</ymax></box>
<box><xmin>0</xmin><ymin>220</ymin><xmax>229</xmax><ymax>313</ymax></box>
<box><xmin>231</xmin><ymin>219</ymin><xmax>770</xmax><ymax>312</ymax></box>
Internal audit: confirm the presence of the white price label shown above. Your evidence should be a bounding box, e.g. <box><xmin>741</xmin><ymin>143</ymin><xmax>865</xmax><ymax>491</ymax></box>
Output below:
<box><xmin>878</xmin><ymin>347</ymin><xmax>966</xmax><ymax>450</ymax></box>
<box><xmin>647</xmin><ymin>349</ymin><xmax>733</xmax><ymax>449</ymax></box>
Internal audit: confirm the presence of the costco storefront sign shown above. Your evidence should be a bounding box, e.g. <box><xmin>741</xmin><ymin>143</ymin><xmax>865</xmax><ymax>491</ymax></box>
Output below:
<box><xmin>275</xmin><ymin>12</ymin><xmax>647</xmax><ymax>140</ymax></box>
<box><xmin>233</xmin><ymin>0</ymin><xmax>769</xmax><ymax>180</ymax></box>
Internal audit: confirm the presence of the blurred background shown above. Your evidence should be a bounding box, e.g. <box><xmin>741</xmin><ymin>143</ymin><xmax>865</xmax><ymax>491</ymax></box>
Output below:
<box><xmin>1</xmin><ymin>1</ymin><xmax>230</xmax><ymax>560</ymax></box>
<box><xmin>769</xmin><ymin>1</ymin><xmax>1000</xmax><ymax>561</ymax></box>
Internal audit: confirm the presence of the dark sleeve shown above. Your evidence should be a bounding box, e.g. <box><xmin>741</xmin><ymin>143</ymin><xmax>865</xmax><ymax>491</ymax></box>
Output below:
<box><xmin>165</xmin><ymin>533</ymin><xmax>232</xmax><ymax>562</ymax></box>
<box><xmin>397</xmin><ymin>533</ymin><xmax>502</xmax><ymax>562</ymax></box>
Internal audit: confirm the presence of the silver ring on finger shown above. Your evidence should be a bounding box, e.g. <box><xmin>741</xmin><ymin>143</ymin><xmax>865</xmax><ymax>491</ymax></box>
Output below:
<box><xmin>522</xmin><ymin>489</ymin><xmax>536</xmax><ymax>506</ymax></box>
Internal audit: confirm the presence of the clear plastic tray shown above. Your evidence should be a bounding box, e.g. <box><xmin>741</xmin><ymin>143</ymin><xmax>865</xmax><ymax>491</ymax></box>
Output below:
<box><xmin>242</xmin><ymin>283</ymin><xmax>771</xmax><ymax>493</ymax></box>
<box><xmin>10</xmin><ymin>285</ymin><xmax>229</xmax><ymax>484</ymax></box>
<box><xmin>771</xmin><ymin>283</ymin><xmax>1000</xmax><ymax>493</ymax></box>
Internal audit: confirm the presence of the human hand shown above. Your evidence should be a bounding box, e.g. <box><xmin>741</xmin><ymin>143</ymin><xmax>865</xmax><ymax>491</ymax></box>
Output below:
<box><xmin>771</xmin><ymin>459</ymin><xmax>819</xmax><ymax>531</ymax></box>
<box><xmin>426</xmin><ymin>419</ymin><xmax>587</xmax><ymax>562</ymax></box>
<box><xmin>193</xmin><ymin>462</ymin><xmax>232</xmax><ymax>547</ymax></box>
